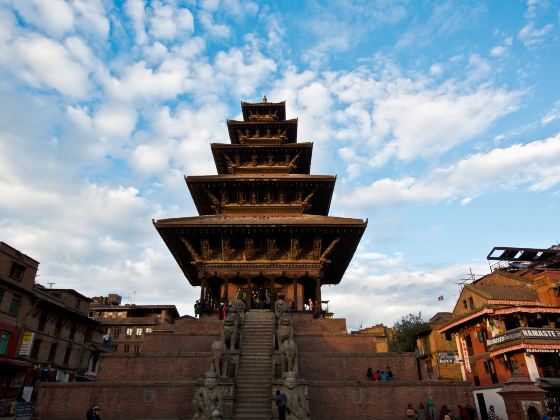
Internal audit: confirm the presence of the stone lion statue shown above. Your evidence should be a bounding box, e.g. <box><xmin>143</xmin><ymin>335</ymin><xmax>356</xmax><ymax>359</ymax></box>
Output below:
<box><xmin>221</xmin><ymin>313</ymin><xmax>238</xmax><ymax>350</ymax></box>
<box><xmin>276</xmin><ymin>314</ymin><xmax>293</xmax><ymax>349</ymax></box>
<box><xmin>281</xmin><ymin>337</ymin><xmax>298</xmax><ymax>377</ymax></box>
<box><xmin>210</xmin><ymin>340</ymin><xmax>227</xmax><ymax>377</ymax></box>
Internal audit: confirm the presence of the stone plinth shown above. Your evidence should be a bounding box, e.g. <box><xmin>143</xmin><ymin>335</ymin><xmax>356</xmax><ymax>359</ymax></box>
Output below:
<box><xmin>498</xmin><ymin>375</ymin><xmax>547</xmax><ymax>420</ymax></box>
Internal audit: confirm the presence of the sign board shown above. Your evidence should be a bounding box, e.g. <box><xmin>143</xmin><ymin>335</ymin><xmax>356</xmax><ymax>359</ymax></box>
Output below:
<box><xmin>460</xmin><ymin>337</ymin><xmax>471</xmax><ymax>372</ymax></box>
<box><xmin>15</xmin><ymin>401</ymin><xmax>33</xmax><ymax>419</ymax></box>
<box><xmin>487</xmin><ymin>327</ymin><xmax>560</xmax><ymax>347</ymax></box>
<box><xmin>18</xmin><ymin>331</ymin><xmax>34</xmax><ymax>356</ymax></box>
<box><xmin>438</xmin><ymin>352</ymin><xmax>460</xmax><ymax>364</ymax></box>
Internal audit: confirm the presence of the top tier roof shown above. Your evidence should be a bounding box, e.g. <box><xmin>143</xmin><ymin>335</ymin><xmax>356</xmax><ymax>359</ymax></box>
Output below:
<box><xmin>228</xmin><ymin>96</ymin><xmax>297</xmax><ymax>145</ymax></box>
<box><xmin>241</xmin><ymin>96</ymin><xmax>286</xmax><ymax>121</ymax></box>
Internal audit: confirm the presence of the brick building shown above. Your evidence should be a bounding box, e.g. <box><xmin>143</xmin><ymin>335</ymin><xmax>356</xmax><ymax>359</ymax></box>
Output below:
<box><xmin>415</xmin><ymin>312</ymin><xmax>462</xmax><ymax>381</ymax></box>
<box><xmin>90</xmin><ymin>295</ymin><xmax>180</xmax><ymax>354</ymax></box>
<box><xmin>351</xmin><ymin>323</ymin><xmax>395</xmax><ymax>352</ymax></box>
<box><xmin>0</xmin><ymin>242</ymin><xmax>110</xmax><ymax>417</ymax></box>
<box><xmin>439</xmin><ymin>246</ymin><xmax>560</xmax><ymax>419</ymax></box>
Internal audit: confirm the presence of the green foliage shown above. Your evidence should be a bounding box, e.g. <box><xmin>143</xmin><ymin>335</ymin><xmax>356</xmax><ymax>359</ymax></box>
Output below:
<box><xmin>392</xmin><ymin>312</ymin><xmax>429</xmax><ymax>352</ymax></box>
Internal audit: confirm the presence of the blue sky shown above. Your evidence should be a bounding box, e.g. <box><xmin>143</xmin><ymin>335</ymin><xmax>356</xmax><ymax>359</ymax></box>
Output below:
<box><xmin>1</xmin><ymin>0</ymin><xmax>559</xmax><ymax>329</ymax></box>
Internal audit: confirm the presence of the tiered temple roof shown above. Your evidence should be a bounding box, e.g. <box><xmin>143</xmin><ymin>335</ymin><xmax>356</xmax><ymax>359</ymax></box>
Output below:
<box><xmin>154</xmin><ymin>97</ymin><xmax>366</xmax><ymax>307</ymax></box>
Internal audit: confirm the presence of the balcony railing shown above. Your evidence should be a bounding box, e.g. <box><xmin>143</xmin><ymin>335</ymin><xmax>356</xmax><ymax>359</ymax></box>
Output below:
<box><xmin>487</xmin><ymin>327</ymin><xmax>560</xmax><ymax>348</ymax></box>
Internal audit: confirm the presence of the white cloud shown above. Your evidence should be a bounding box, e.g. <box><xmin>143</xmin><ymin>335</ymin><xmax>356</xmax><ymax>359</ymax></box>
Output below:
<box><xmin>490</xmin><ymin>45</ymin><xmax>508</xmax><ymax>57</ymax></box>
<box><xmin>370</xmin><ymin>84</ymin><xmax>520</xmax><ymax>163</ymax></box>
<box><xmin>430</xmin><ymin>64</ymin><xmax>443</xmax><ymax>76</ymax></box>
<box><xmin>132</xmin><ymin>143</ymin><xmax>171</xmax><ymax>174</ymax></box>
<box><xmin>12</xmin><ymin>0</ymin><xmax>74</xmax><ymax>37</ymax></box>
<box><xmin>542</xmin><ymin>102</ymin><xmax>560</xmax><ymax>125</ymax></box>
<box><xmin>149</xmin><ymin>3</ymin><xmax>194</xmax><ymax>40</ymax></box>
<box><xmin>519</xmin><ymin>22</ymin><xmax>554</xmax><ymax>47</ymax></box>
<box><xmin>212</xmin><ymin>47</ymin><xmax>277</xmax><ymax>96</ymax></box>
<box><xmin>105</xmin><ymin>59</ymin><xmax>188</xmax><ymax>102</ymax></box>
<box><xmin>71</xmin><ymin>0</ymin><xmax>109</xmax><ymax>39</ymax></box>
<box><xmin>198</xmin><ymin>10</ymin><xmax>231</xmax><ymax>38</ymax></box>
<box><xmin>340</xmin><ymin>134</ymin><xmax>560</xmax><ymax>209</ymax></box>
<box><xmin>93</xmin><ymin>103</ymin><xmax>137</xmax><ymax>138</ymax></box>
<box><xmin>327</xmin><ymin>261</ymin><xmax>487</xmax><ymax>328</ymax></box>
<box><xmin>11</xmin><ymin>35</ymin><xmax>90</xmax><ymax>98</ymax></box>
<box><xmin>125</xmin><ymin>0</ymin><xmax>147</xmax><ymax>45</ymax></box>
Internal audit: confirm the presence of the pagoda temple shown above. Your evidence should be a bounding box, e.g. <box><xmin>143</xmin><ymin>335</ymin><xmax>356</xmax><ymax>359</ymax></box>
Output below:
<box><xmin>154</xmin><ymin>97</ymin><xmax>367</xmax><ymax>311</ymax></box>
<box><xmin>36</xmin><ymin>98</ymin><xmax>475</xmax><ymax>420</ymax></box>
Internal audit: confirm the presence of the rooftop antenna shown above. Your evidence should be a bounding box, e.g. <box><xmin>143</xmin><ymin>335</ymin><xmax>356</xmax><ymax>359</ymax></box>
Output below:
<box><xmin>132</xmin><ymin>291</ymin><xmax>137</xmax><ymax>304</ymax></box>
<box><xmin>47</xmin><ymin>282</ymin><xmax>55</xmax><ymax>289</ymax></box>
<box><xmin>455</xmin><ymin>268</ymin><xmax>482</xmax><ymax>289</ymax></box>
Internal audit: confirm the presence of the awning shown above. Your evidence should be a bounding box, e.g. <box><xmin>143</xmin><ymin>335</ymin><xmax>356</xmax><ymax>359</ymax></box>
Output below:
<box><xmin>0</xmin><ymin>355</ymin><xmax>33</xmax><ymax>369</ymax></box>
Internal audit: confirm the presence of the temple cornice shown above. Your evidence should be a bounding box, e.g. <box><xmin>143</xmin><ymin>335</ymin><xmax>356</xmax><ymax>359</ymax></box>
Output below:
<box><xmin>227</xmin><ymin>119</ymin><xmax>298</xmax><ymax>144</ymax></box>
<box><xmin>185</xmin><ymin>175</ymin><xmax>336</xmax><ymax>216</ymax></box>
<box><xmin>210</xmin><ymin>142</ymin><xmax>313</xmax><ymax>175</ymax></box>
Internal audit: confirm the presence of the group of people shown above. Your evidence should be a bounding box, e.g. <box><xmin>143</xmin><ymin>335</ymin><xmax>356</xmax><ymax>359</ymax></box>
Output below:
<box><xmin>194</xmin><ymin>299</ymin><xmax>215</xmax><ymax>317</ymax></box>
<box><xmin>405</xmin><ymin>400</ymin><xmax>488</xmax><ymax>420</ymax></box>
<box><xmin>366</xmin><ymin>366</ymin><xmax>393</xmax><ymax>381</ymax></box>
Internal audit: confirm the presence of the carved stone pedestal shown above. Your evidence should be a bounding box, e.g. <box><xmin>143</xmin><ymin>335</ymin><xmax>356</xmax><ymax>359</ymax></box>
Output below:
<box><xmin>498</xmin><ymin>375</ymin><xmax>547</xmax><ymax>420</ymax></box>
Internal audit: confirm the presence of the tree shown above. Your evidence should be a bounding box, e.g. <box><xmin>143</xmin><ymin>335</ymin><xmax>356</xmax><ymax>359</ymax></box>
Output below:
<box><xmin>392</xmin><ymin>312</ymin><xmax>429</xmax><ymax>352</ymax></box>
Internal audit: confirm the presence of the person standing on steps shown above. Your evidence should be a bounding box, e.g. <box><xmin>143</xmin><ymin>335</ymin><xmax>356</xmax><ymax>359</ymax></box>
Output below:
<box><xmin>276</xmin><ymin>389</ymin><xmax>287</xmax><ymax>420</ymax></box>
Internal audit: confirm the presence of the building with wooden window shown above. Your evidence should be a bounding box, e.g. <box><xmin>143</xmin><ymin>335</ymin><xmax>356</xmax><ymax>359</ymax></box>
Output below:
<box><xmin>90</xmin><ymin>295</ymin><xmax>180</xmax><ymax>354</ymax></box>
<box><xmin>439</xmin><ymin>246</ymin><xmax>560</xmax><ymax>420</ymax></box>
<box><xmin>0</xmin><ymin>242</ymin><xmax>110</xmax><ymax>417</ymax></box>
<box><xmin>415</xmin><ymin>312</ymin><xmax>463</xmax><ymax>381</ymax></box>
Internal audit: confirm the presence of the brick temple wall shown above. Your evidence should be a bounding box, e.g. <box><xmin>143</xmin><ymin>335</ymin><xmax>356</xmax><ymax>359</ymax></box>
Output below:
<box><xmin>36</xmin><ymin>381</ymin><xmax>197</xmax><ymax>420</ymax></box>
<box><xmin>304</xmin><ymin>380</ymin><xmax>473</xmax><ymax>420</ymax></box>
<box><xmin>36</xmin><ymin>314</ymin><xmax>474</xmax><ymax>419</ymax></box>
<box><xmin>97</xmin><ymin>353</ymin><xmax>211</xmax><ymax>381</ymax></box>
<box><xmin>299</xmin><ymin>352</ymin><xmax>418</xmax><ymax>381</ymax></box>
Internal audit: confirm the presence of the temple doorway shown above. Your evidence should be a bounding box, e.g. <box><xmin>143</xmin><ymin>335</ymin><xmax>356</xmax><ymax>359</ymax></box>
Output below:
<box><xmin>301</xmin><ymin>276</ymin><xmax>316</xmax><ymax>311</ymax></box>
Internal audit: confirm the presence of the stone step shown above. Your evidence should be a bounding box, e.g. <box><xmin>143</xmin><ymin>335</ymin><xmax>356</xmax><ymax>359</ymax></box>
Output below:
<box><xmin>235</xmin><ymin>404</ymin><xmax>270</xmax><ymax>411</ymax></box>
<box><xmin>236</xmin><ymin>384</ymin><xmax>270</xmax><ymax>389</ymax></box>
<box><xmin>237</xmin><ymin>365</ymin><xmax>270</xmax><ymax>370</ymax></box>
<box><xmin>243</xmin><ymin>330</ymin><xmax>274</xmax><ymax>333</ymax></box>
<box><xmin>236</xmin><ymin>391</ymin><xmax>270</xmax><ymax>398</ymax></box>
<box><xmin>235</xmin><ymin>405</ymin><xmax>270</xmax><ymax>411</ymax></box>
<box><xmin>234</xmin><ymin>313</ymin><xmax>273</xmax><ymax>420</ymax></box>
<box><xmin>236</xmin><ymin>378</ymin><xmax>270</xmax><ymax>383</ymax></box>
<box><xmin>237</xmin><ymin>366</ymin><xmax>270</xmax><ymax>371</ymax></box>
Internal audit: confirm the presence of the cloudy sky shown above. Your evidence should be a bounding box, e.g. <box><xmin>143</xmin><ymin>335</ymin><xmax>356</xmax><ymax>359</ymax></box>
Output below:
<box><xmin>1</xmin><ymin>0</ymin><xmax>559</xmax><ymax>330</ymax></box>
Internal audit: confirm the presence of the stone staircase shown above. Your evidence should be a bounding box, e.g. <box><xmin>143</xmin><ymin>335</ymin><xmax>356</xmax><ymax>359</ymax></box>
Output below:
<box><xmin>233</xmin><ymin>309</ymin><xmax>274</xmax><ymax>420</ymax></box>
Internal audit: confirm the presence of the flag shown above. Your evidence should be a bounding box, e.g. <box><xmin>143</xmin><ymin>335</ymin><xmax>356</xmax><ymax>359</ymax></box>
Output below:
<box><xmin>437</xmin><ymin>295</ymin><xmax>444</xmax><ymax>301</ymax></box>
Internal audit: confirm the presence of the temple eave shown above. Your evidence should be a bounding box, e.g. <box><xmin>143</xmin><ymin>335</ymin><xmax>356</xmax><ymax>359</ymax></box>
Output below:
<box><xmin>154</xmin><ymin>214</ymin><xmax>367</xmax><ymax>227</ymax></box>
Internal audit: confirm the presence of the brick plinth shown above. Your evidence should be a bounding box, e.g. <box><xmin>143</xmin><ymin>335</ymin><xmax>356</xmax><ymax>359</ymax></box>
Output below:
<box><xmin>305</xmin><ymin>380</ymin><xmax>473</xmax><ymax>420</ymax></box>
<box><xmin>299</xmin><ymin>352</ymin><xmax>419</xmax><ymax>381</ymax></box>
<box><xmin>97</xmin><ymin>353</ymin><xmax>212</xmax><ymax>381</ymax></box>
<box><xmin>36</xmin><ymin>381</ymin><xmax>198</xmax><ymax>420</ymax></box>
